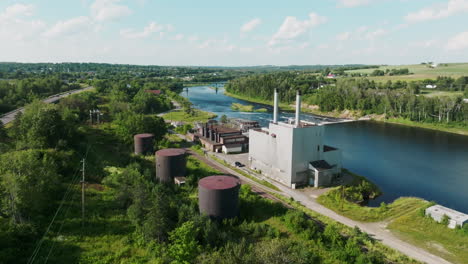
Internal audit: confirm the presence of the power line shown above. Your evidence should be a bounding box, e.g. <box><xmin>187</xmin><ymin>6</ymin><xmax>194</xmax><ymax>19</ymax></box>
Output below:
<box><xmin>27</xmin><ymin>145</ymin><xmax>91</xmax><ymax>264</ymax></box>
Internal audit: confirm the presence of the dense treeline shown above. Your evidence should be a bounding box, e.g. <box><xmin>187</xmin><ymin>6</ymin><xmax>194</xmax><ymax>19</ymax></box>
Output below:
<box><xmin>225</xmin><ymin>72</ymin><xmax>333</xmax><ymax>102</ymax></box>
<box><xmin>0</xmin><ymin>76</ymin><xmax>81</xmax><ymax>114</ymax></box>
<box><xmin>226</xmin><ymin>73</ymin><xmax>468</xmax><ymax>125</ymax></box>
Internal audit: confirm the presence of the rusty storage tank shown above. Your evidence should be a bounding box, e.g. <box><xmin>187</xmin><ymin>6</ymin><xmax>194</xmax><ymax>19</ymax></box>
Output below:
<box><xmin>198</xmin><ymin>175</ymin><xmax>241</xmax><ymax>219</ymax></box>
<box><xmin>155</xmin><ymin>148</ymin><xmax>187</xmax><ymax>183</ymax></box>
<box><xmin>134</xmin><ymin>133</ymin><xmax>155</xmax><ymax>155</ymax></box>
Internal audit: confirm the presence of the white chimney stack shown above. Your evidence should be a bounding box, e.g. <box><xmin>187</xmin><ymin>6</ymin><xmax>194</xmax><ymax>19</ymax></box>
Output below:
<box><xmin>295</xmin><ymin>90</ymin><xmax>301</xmax><ymax>127</ymax></box>
<box><xmin>273</xmin><ymin>88</ymin><xmax>279</xmax><ymax>123</ymax></box>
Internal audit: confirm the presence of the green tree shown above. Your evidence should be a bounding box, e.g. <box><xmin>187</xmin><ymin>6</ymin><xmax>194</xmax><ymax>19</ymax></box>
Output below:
<box><xmin>0</xmin><ymin>120</ymin><xmax>6</xmax><ymax>140</ymax></box>
<box><xmin>113</xmin><ymin>111</ymin><xmax>167</xmax><ymax>143</ymax></box>
<box><xmin>220</xmin><ymin>114</ymin><xmax>228</xmax><ymax>124</ymax></box>
<box><xmin>0</xmin><ymin>149</ymin><xmax>61</xmax><ymax>225</ymax></box>
<box><xmin>10</xmin><ymin>101</ymin><xmax>75</xmax><ymax>149</ymax></box>
<box><xmin>168</xmin><ymin>221</ymin><xmax>201</xmax><ymax>264</ymax></box>
<box><xmin>131</xmin><ymin>89</ymin><xmax>171</xmax><ymax>114</ymax></box>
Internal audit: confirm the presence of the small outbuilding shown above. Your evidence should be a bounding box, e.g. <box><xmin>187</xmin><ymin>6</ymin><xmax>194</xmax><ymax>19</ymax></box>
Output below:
<box><xmin>425</xmin><ymin>205</ymin><xmax>468</xmax><ymax>229</ymax></box>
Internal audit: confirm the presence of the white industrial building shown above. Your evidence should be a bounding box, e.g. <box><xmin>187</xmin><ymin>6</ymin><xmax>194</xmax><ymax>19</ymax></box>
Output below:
<box><xmin>249</xmin><ymin>89</ymin><xmax>342</xmax><ymax>188</ymax></box>
<box><xmin>425</xmin><ymin>205</ymin><xmax>468</xmax><ymax>229</ymax></box>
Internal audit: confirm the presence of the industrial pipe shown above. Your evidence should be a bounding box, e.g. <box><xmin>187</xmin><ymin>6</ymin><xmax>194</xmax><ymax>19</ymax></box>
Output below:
<box><xmin>295</xmin><ymin>90</ymin><xmax>301</xmax><ymax>127</ymax></box>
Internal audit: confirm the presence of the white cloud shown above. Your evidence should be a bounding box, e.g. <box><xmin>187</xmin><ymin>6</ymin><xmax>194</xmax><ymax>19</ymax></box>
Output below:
<box><xmin>269</xmin><ymin>12</ymin><xmax>326</xmax><ymax>47</ymax></box>
<box><xmin>337</xmin><ymin>0</ymin><xmax>371</xmax><ymax>8</ymax></box>
<box><xmin>336</xmin><ymin>31</ymin><xmax>351</xmax><ymax>41</ymax></box>
<box><xmin>446</xmin><ymin>31</ymin><xmax>468</xmax><ymax>51</ymax></box>
<box><xmin>365</xmin><ymin>28</ymin><xmax>387</xmax><ymax>40</ymax></box>
<box><xmin>405</xmin><ymin>0</ymin><xmax>468</xmax><ymax>23</ymax></box>
<box><xmin>91</xmin><ymin>0</ymin><xmax>132</xmax><ymax>22</ymax></box>
<box><xmin>240</xmin><ymin>18</ymin><xmax>262</xmax><ymax>33</ymax></box>
<box><xmin>1</xmin><ymin>3</ymin><xmax>34</xmax><ymax>18</ymax></box>
<box><xmin>120</xmin><ymin>22</ymin><xmax>172</xmax><ymax>39</ymax></box>
<box><xmin>171</xmin><ymin>33</ymin><xmax>184</xmax><ymax>41</ymax></box>
<box><xmin>0</xmin><ymin>4</ymin><xmax>46</xmax><ymax>41</ymax></box>
<box><xmin>43</xmin><ymin>16</ymin><xmax>92</xmax><ymax>38</ymax></box>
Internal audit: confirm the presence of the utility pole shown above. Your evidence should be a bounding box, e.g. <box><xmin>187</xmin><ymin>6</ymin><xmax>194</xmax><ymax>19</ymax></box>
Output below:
<box><xmin>81</xmin><ymin>158</ymin><xmax>86</xmax><ymax>229</ymax></box>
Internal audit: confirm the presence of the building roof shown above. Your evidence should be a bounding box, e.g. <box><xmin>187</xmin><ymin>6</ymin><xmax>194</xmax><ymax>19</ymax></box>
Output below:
<box><xmin>134</xmin><ymin>133</ymin><xmax>154</xmax><ymax>139</ymax></box>
<box><xmin>145</xmin><ymin>90</ymin><xmax>162</xmax><ymax>95</ymax></box>
<box><xmin>426</xmin><ymin>205</ymin><xmax>468</xmax><ymax>222</ymax></box>
<box><xmin>210</xmin><ymin>125</ymin><xmax>240</xmax><ymax>134</ymax></box>
<box><xmin>222</xmin><ymin>134</ymin><xmax>247</xmax><ymax>140</ymax></box>
<box><xmin>199</xmin><ymin>175</ymin><xmax>240</xmax><ymax>190</ymax></box>
<box><xmin>156</xmin><ymin>148</ymin><xmax>186</xmax><ymax>157</ymax></box>
<box><xmin>310</xmin><ymin>160</ymin><xmax>333</xmax><ymax>171</ymax></box>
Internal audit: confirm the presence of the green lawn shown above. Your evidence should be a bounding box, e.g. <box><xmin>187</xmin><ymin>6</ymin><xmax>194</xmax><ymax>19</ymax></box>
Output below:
<box><xmin>388</xmin><ymin>210</ymin><xmax>468</xmax><ymax>264</ymax></box>
<box><xmin>161</xmin><ymin>109</ymin><xmax>217</xmax><ymax>123</ymax></box>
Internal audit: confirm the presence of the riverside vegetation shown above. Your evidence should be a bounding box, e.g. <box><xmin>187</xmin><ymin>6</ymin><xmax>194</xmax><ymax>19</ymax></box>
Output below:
<box><xmin>0</xmin><ymin>71</ymin><xmax>421</xmax><ymax>264</ymax></box>
<box><xmin>225</xmin><ymin>71</ymin><xmax>468</xmax><ymax>134</ymax></box>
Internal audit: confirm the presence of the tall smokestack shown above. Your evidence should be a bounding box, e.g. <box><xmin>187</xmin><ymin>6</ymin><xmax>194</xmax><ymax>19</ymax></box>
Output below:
<box><xmin>295</xmin><ymin>90</ymin><xmax>301</xmax><ymax>127</ymax></box>
<box><xmin>273</xmin><ymin>89</ymin><xmax>279</xmax><ymax>123</ymax></box>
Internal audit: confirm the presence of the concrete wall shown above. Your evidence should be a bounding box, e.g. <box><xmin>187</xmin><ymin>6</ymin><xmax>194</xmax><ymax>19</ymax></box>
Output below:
<box><xmin>322</xmin><ymin>149</ymin><xmax>342</xmax><ymax>174</ymax></box>
<box><xmin>222</xmin><ymin>145</ymin><xmax>242</xmax><ymax>154</ymax></box>
<box><xmin>249</xmin><ymin>123</ymin><xmax>294</xmax><ymax>185</ymax></box>
<box><xmin>291</xmin><ymin>125</ymin><xmax>324</xmax><ymax>184</ymax></box>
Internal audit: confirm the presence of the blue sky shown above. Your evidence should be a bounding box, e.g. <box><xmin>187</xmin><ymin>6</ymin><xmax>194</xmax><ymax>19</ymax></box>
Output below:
<box><xmin>1</xmin><ymin>0</ymin><xmax>468</xmax><ymax>66</ymax></box>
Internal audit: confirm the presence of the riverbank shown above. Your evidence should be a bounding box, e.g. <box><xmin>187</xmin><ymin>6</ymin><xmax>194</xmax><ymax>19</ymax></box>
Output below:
<box><xmin>224</xmin><ymin>91</ymin><xmax>468</xmax><ymax>136</ymax></box>
<box><xmin>316</xmin><ymin>170</ymin><xmax>468</xmax><ymax>264</ymax></box>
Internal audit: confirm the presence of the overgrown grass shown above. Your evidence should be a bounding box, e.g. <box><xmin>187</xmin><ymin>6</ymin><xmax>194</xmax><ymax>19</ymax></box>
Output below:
<box><xmin>317</xmin><ymin>170</ymin><xmax>428</xmax><ymax>222</ymax></box>
<box><xmin>231</xmin><ymin>103</ymin><xmax>254</xmax><ymax>112</ymax></box>
<box><xmin>388</xmin><ymin>208</ymin><xmax>468</xmax><ymax>264</ymax></box>
<box><xmin>161</xmin><ymin>109</ymin><xmax>217</xmax><ymax>123</ymax></box>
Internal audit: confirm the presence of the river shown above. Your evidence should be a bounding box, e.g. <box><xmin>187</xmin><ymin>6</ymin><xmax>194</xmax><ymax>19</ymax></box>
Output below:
<box><xmin>183</xmin><ymin>86</ymin><xmax>468</xmax><ymax>213</ymax></box>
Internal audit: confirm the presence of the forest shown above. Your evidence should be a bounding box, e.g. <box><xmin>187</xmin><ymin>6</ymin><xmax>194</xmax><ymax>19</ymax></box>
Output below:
<box><xmin>0</xmin><ymin>77</ymin><xmax>81</xmax><ymax>114</ymax></box>
<box><xmin>225</xmin><ymin>73</ymin><xmax>468</xmax><ymax>125</ymax></box>
<box><xmin>0</xmin><ymin>72</ymin><xmax>419</xmax><ymax>263</ymax></box>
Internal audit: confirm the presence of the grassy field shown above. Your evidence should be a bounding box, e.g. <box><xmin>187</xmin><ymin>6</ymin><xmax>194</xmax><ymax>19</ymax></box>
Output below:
<box><xmin>161</xmin><ymin>109</ymin><xmax>217</xmax><ymax>123</ymax></box>
<box><xmin>420</xmin><ymin>89</ymin><xmax>464</xmax><ymax>98</ymax></box>
<box><xmin>346</xmin><ymin>63</ymin><xmax>468</xmax><ymax>81</ymax></box>
<box><xmin>388</xmin><ymin>209</ymin><xmax>468</xmax><ymax>264</ymax></box>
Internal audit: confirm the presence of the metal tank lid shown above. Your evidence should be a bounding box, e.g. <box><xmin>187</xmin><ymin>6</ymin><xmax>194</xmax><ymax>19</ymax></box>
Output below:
<box><xmin>199</xmin><ymin>175</ymin><xmax>240</xmax><ymax>190</ymax></box>
<box><xmin>134</xmin><ymin>133</ymin><xmax>155</xmax><ymax>138</ymax></box>
<box><xmin>156</xmin><ymin>148</ymin><xmax>186</xmax><ymax>156</ymax></box>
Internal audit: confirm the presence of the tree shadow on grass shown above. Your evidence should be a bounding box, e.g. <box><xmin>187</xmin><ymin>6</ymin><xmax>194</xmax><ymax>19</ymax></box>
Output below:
<box><xmin>239</xmin><ymin>192</ymin><xmax>288</xmax><ymax>222</ymax></box>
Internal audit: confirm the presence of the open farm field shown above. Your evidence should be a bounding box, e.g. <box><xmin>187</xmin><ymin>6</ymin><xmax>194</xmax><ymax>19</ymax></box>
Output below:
<box><xmin>346</xmin><ymin>63</ymin><xmax>468</xmax><ymax>81</ymax></box>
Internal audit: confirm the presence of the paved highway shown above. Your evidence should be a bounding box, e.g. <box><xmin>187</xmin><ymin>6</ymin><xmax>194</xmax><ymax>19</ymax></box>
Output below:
<box><xmin>0</xmin><ymin>86</ymin><xmax>94</xmax><ymax>125</ymax></box>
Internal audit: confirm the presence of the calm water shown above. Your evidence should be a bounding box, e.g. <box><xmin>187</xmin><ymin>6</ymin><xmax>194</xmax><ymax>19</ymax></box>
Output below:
<box><xmin>183</xmin><ymin>86</ymin><xmax>468</xmax><ymax>213</ymax></box>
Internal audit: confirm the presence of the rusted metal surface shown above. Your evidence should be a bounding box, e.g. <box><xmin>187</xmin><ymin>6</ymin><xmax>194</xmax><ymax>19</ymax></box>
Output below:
<box><xmin>134</xmin><ymin>133</ymin><xmax>155</xmax><ymax>155</ymax></box>
<box><xmin>155</xmin><ymin>148</ymin><xmax>186</xmax><ymax>184</ymax></box>
<box><xmin>198</xmin><ymin>175</ymin><xmax>240</xmax><ymax>220</ymax></box>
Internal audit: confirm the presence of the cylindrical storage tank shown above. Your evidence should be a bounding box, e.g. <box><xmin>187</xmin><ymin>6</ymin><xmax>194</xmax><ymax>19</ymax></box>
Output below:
<box><xmin>134</xmin><ymin>133</ymin><xmax>155</xmax><ymax>155</ymax></box>
<box><xmin>198</xmin><ymin>175</ymin><xmax>241</xmax><ymax>220</ymax></box>
<box><xmin>155</xmin><ymin>148</ymin><xmax>187</xmax><ymax>184</ymax></box>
